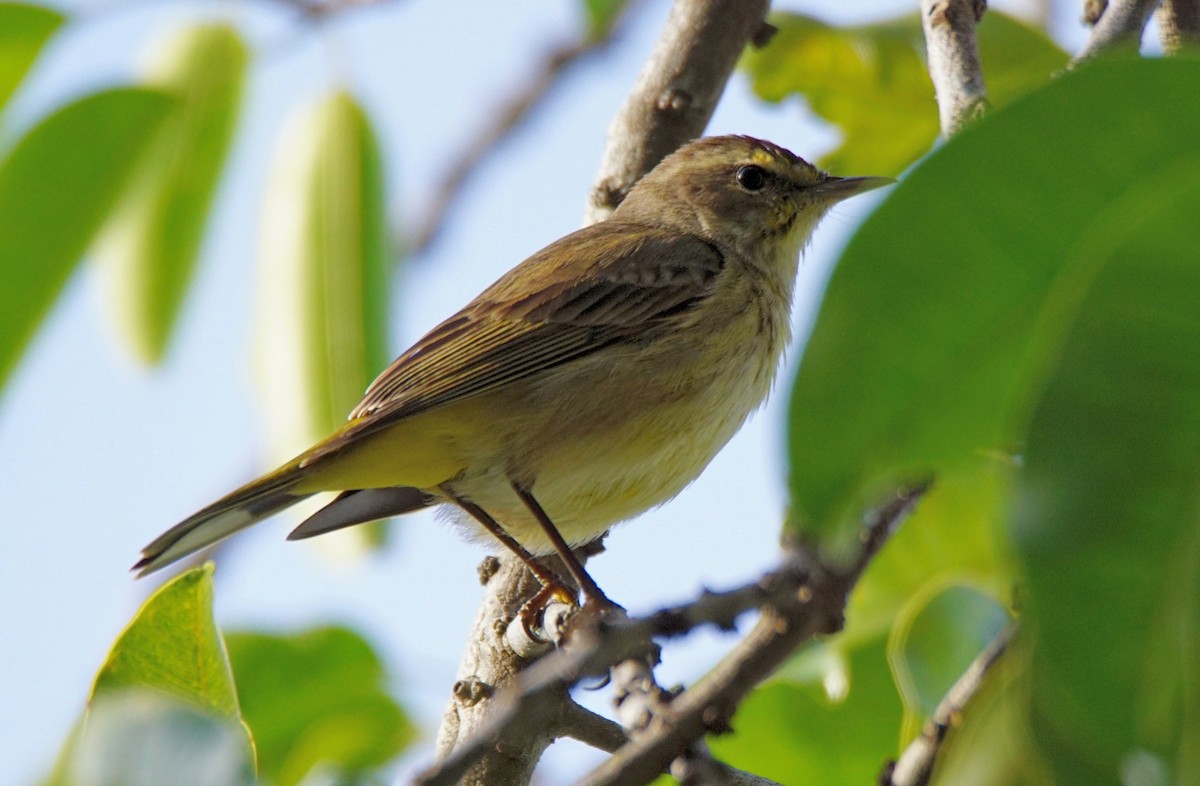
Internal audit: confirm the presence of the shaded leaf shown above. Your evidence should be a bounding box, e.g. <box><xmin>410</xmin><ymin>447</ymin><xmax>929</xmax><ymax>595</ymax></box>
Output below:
<box><xmin>51</xmin><ymin>691</ymin><xmax>254</xmax><ymax>786</ymax></box>
<box><xmin>224</xmin><ymin>626</ymin><xmax>414</xmax><ymax>786</ymax></box>
<box><xmin>741</xmin><ymin>11</ymin><xmax>1066</xmax><ymax>176</ymax></box>
<box><xmin>94</xmin><ymin>22</ymin><xmax>248</xmax><ymax>364</ymax></box>
<box><xmin>785</xmin><ymin>58</ymin><xmax>1200</xmax><ymax>556</ymax></box>
<box><xmin>0</xmin><ymin>1</ymin><xmax>63</xmax><ymax>113</ymax></box>
<box><xmin>92</xmin><ymin>564</ymin><xmax>239</xmax><ymax>720</ymax></box>
<box><xmin>0</xmin><ymin>87</ymin><xmax>172</xmax><ymax>388</ymax></box>
<box><xmin>1012</xmin><ymin>173</ymin><xmax>1200</xmax><ymax>785</ymax></box>
<box><xmin>581</xmin><ymin>0</ymin><xmax>629</xmax><ymax>40</ymax></box>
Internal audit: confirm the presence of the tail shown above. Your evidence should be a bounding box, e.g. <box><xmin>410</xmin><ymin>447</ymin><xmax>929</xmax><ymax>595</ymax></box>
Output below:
<box><xmin>133</xmin><ymin>462</ymin><xmax>313</xmax><ymax>577</ymax></box>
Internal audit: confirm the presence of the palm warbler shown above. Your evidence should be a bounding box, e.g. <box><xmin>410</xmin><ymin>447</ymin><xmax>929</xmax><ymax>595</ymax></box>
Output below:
<box><xmin>135</xmin><ymin>135</ymin><xmax>889</xmax><ymax>603</ymax></box>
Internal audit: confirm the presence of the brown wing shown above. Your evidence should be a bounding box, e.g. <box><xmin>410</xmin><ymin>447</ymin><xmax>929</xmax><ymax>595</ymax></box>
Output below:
<box><xmin>304</xmin><ymin>223</ymin><xmax>723</xmax><ymax>462</ymax></box>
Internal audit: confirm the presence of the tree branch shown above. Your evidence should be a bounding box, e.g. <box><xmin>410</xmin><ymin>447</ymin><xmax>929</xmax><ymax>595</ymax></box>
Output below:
<box><xmin>1073</xmin><ymin>0</ymin><xmax>1159</xmax><ymax>63</ymax></box>
<box><xmin>1158</xmin><ymin>0</ymin><xmax>1200</xmax><ymax>53</ymax></box>
<box><xmin>583</xmin><ymin>0</ymin><xmax>773</xmax><ymax>224</ymax></box>
<box><xmin>919</xmin><ymin>0</ymin><xmax>989</xmax><ymax>137</ymax></box>
<box><xmin>880</xmin><ymin>624</ymin><xmax>1015</xmax><ymax>786</ymax></box>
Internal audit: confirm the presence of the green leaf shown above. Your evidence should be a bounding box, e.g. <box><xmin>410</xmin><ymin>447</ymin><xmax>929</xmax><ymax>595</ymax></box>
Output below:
<box><xmin>224</xmin><ymin>626</ymin><xmax>414</xmax><ymax>785</ymax></box>
<box><xmin>52</xmin><ymin>691</ymin><xmax>254</xmax><ymax>786</ymax></box>
<box><xmin>254</xmin><ymin>91</ymin><xmax>391</xmax><ymax>546</ymax></box>
<box><xmin>710</xmin><ymin>637</ymin><xmax>902</xmax><ymax>785</ymax></box>
<box><xmin>92</xmin><ymin>564</ymin><xmax>239</xmax><ymax>721</ymax></box>
<box><xmin>1012</xmin><ymin>173</ymin><xmax>1200</xmax><ymax>785</ymax></box>
<box><xmin>581</xmin><ymin>0</ymin><xmax>629</xmax><ymax>40</ymax></box>
<box><xmin>785</xmin><ymin>58</ymin><xmax>1200</xmax><ymax>554</ymax></box>
<box><xmin>741</xmin><ymin>11</ymin><xmax>1066</xmax><ymax>176</ymax></box>
<box><xmin>889</xmin><ymin>583</ymin><xmax>1009</xmax><ymax>740</ymax></box>
<box><xmin>0</xmin><ymin>87</ymin><xmax>172</xmax><ymax>388</ymax></box>
<box><xmin>94</xmin><ymin>22</ymin><xmax>248</xmax><ymax>364</ymax></box>
<box><xmin>0</xmin><ymin>2</ymin><xmax>64</xmax><ymax>113</ymax></box>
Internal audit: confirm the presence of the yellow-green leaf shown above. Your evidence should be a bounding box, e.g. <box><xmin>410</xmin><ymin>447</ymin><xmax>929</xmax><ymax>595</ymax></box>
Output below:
<box><xmin>92</xmin><ymin>565</ymin><xmax>239</xmax><ymax>721</ymax></box>
<box><xmin>254</xmin><ymin>91</ymin><xmax>390</xmax><ymax>466</ymax></box>
<box><xmin>94</xmin><ymin>22</ymin><xmax>248</xmax><ymax>364</ymax></box>
<box><xmin>741</xmin><ymin>11</ymin><xmax>1067</xmax><ymax>176</ymax></box>
<box><xmin>0</xmin><ymin>87</ymin><xmax>172</xmax><ymax>389</ymax></box>
<box><xmin>0</xmin><ymin>2</ymin><xmax>64</xmax><ymax>113</ymax></box>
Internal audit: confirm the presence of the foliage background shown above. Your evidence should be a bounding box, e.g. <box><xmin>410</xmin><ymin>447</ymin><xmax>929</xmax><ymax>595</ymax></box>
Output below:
<box><xmin>0</xmin><ymin>0</ymin><xmax>1141</xmax><ymax>783</ymax></box>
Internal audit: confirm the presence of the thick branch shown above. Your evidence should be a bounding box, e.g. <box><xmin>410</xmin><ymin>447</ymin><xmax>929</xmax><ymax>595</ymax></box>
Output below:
<box><xmin>1073</xmin><ymin>0</ymin><xmax>1159</xmax><ymax>62</ymax></box>
<box><xmin>1159</xmin><ymin>0</ymin><xmax>1200</xmax><ymax>53</ymax></box>
<box><xmin>919</xmin><ymin>0</ymin><xmax>989</xmax><ymax>137</ymax></box>
<box><xmin>583</xmin><ymin>0</ymin><xmax>772</xmax><ymax>224</ymax></box>
<box><xmin>881</xmin><ymin>625</ymin><xmax>1015</xmax><ymax>786</ymax></box>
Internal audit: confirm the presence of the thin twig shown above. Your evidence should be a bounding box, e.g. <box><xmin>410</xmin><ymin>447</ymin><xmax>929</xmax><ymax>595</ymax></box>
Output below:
<box><xmin>584</xmin><ymin>0</ymin><xmax>773</xmax><ymax>224</ymax></box>
<box><xmin>919</xmin><ymin>0</ymin><xmax>989</xmax><ymax>137</ymax></box>
<box><xmin>1073</xmin><ymin>0</ymin><xmax>1159</xmax><ymax>62</ymax></box>
<box><xmin>880</xmin><ymin>624</ymin><xmax>1016</xmax><ymax>786</ymax></box>
<box><xmin>1158</xmin><ymin>0</ymin><xmax>1200</xmax><ymax>52</ymax></box>
<box><xmin>575</xmin><ymin>485</ymin><xmax>928</xmax><ymax>786</ymax></box>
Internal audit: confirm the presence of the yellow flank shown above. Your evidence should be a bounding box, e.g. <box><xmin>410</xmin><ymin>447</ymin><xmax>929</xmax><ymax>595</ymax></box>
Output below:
<box><xmin>292</xmin><ymin>400</ymin><xmax>486</xmax><ymax>492</ymax></box>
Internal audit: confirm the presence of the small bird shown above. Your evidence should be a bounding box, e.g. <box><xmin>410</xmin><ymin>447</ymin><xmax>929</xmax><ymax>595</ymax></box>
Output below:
<box><xmin>135</xmin><ymin>135</ymin><xmax>889</xmax><ymax>606</ymax></box>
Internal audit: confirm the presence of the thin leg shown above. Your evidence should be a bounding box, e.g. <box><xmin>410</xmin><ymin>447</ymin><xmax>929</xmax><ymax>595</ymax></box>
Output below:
<box><xmin>510</xmin><ymin>481</ymin><xmax>613</xmax><ymax>609</ymax></box>
<box><xmin>439</xmin><ymin>485</ymin><xmax>566</xmax><ymax>589</ymax></box>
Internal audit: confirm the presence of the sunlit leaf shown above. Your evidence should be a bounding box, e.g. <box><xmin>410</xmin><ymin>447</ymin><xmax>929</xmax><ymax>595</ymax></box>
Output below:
<box><xmin>92</xmin><ymin>564</ymin><xmax>239</xmax><ymax>720</ymax></box>
<box><xmin>741</xmin><ymin>11</ymin><xmax>1066</xmax><ymax>176</ymax></box>
<box><xmin>94</xmin><ymin>22</ymin><xmax>248</xmax><ymax>364</ymax></box>
<box><xmin>224</xmin><ymin>626</ymin><xmax>414</xmax><ymax>786</ymax></box>
<box><xmin>0</xmin><ymin>87</ymin><xmax>172</xmax><ymax>389</ymax></box>
<box><xmin>581</xmin><ymin>0</ymin><xmax>629</xmax><ymax>40</ymax></box>
<box><xmin>0</xmin><ymin>1</ymin><xmax>64</xmax><ymax>113</ymax></box>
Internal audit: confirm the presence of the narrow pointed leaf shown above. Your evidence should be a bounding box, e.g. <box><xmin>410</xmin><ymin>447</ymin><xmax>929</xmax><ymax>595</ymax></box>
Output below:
<box><xmin>92</xmin><ymin>564</ymin><xmax>239</xmax><ymax>720</ymax></box>
<box><xmin>94</xmin><ymin>23</ymin><xmax>248</xmax><ymax>364</ymax></box>
<box><xmin>0</xmin><ymin>87</ymin><xmax>172</xmax><ymax>388</ymax></box>
<box><xmin>0</xmin><ymin>2</ymin><xmax>64</xmax><ymax>112</ymax></box>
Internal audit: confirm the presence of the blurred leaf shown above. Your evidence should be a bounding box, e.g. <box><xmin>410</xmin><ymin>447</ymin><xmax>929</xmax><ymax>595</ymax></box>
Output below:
<box><xmin>224</xmin><ymin>626</ymin><xmax>414</xmax><ymax>786</ymax></box>
<box><xmin>0</xmin><ymin>87</ymin><xmax>172</xmax><ymax>388</ymax></box>
<box><xmin>889</xmin><ymin>583</ymin><xmax>1009</xmax><ymax>740</ymax></box>
<box><xmin>741</xmin><ymin>11</ymin><xmax>1066</xmax><ymax>176</ymax></box>
<box><xmin>254</xmin><ymin>90</ymin><xmax>391</xmax><ymax>549</ymax></box>
<box><xmin>581</xmin><ymin>0</ymin><xmax>628</xmax><ymax>40</ymax></box>
<box><xmin>786</xmin><ymin>58</ymin><xmax>1200</xmax><ymax>554</ymax></box>
<box><xmin>1012</xmin><ymin>173</ymin><xmax>1200</xmax><ymax>785</ymax></box>
<box><xmin>51</xmin><ymin>690</ymin><xmax>254</xmax><ymax>786</ymax></box>
<box><xmin>93</xmin><ymin>564</ymin><xmax>239</xmax><ymax>720</ymax></box>
<box><xmin>94</xmin><ymin>22</ymin><xmax>248</xmax><ymax>364</ymax></box>
<box><xmin>710</xmin><ymin>637</ymin><xmax>901</xmax><ymax>785</ymax></box>
<box><xmin>0</xmin><ymin>1</ymin><xmax>63</xmax><ymax>113</ymax></box>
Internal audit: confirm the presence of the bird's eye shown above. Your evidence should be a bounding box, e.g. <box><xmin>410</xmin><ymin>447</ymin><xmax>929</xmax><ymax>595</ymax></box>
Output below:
<box><xmin>736</xmin><ymin>164</ymin><xmax>767</xmax><ymax>191</ymax></box>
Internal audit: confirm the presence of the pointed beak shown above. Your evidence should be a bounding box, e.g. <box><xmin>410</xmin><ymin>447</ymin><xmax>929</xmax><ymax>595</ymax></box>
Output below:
<box><xmin>811</xmin><ymin>175</ymin><xmax>895</xmax><ymax>202</ymax></box>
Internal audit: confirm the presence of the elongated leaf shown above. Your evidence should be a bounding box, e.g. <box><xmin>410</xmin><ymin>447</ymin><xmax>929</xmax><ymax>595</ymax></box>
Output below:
<box><xmin>94</xmin><ymin>23</ymin><xmax>248</xmax><ymax>364</ymax></box>
<box><xmin>0</xmin><ymin>2</ymin><xmax>63</xmax><ymax>113</ymax></box>
<box><xmin>0</xmin><ymin>87</ymin><xmax>172</xmax><ymax>388</ymax></box>
<box><xmin>254</xmin><ymin>92</ymin><xmax>390</xmax><ymax>521</ymax></box>
<box><xmin>786</xmin><ymin>59</ymin><xmax>1200</xmax><ymax>555</ymax></box>
<box><xmin>92</xmin><ymin>564</ymin><xmax>239</xmax><ymax>720</ymax></box>
<box><xmin>741</xmin><ymin>11</ymin><xmax>1067</xmax><ymax>176</ymax></box>
<box><xmin>224</xmin><ymin>626</ymin><xmax>413</xmax><ymax>785</ymax></box>
<box><xmin>1012</xmin><ymin>174</ymin><xmax>1200</xmax><ymax>785</ymax></box>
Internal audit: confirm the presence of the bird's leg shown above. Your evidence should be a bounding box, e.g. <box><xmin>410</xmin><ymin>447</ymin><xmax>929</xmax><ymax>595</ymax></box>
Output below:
<box><xmin>440</xmin><ymin>486</ymin><xmax>579</xmax><ymax>635</ymax></box>
<box><xmin>510</xmin><ymin>481</ymin><xmax>618</xmax><ymax>613</ymax></box>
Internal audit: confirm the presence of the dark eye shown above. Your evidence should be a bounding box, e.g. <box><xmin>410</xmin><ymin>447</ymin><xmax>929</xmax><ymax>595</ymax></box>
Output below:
<box><xmin>736</xmin><ymin>164</ymin><xmax>767</xmax><ymax>191</ymax></box>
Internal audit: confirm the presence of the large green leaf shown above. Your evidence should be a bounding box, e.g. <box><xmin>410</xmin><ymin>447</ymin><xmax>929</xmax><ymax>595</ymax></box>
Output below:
<box><xmin>224</xmin><ymin>626</ymin><xmax>414</xmax><ymax>785</ymax></box>
<box><xmin>741</xmin><ymin>11</ymin><xmax>1067</xmax><ymax>176</ymax></box>
<box><xmin>94</xmin><ymin>22</ymin><xmax>248</xmax><ymax>364</ymax></box>
<box><xmin>1011</xmin><ymin>173</ymin><xmax>1200</xmax><ymax>785</ymax></box>
<box><xmin>709</xmin><ymin>638</ymin><xmax>902</xmax><ymax>784</ymax></box>
<box><xmin>0</xmin><ymin>87</ymin><xmax>171</xmax><ymax>388</ymax></box>
<box><xmin>92</xmin><ymin>564</ymin><xmax>239</xmax><ymax>720</ymax></box>
<box><xmin>0</xmin><ymin>2</ymin><xmax>63</xmax><ymax>113</ymax></box>
<box><xmin>786</xmin><ymin>58</ymin><xmax>1200</xmax><ymax>555</ymax></box>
